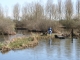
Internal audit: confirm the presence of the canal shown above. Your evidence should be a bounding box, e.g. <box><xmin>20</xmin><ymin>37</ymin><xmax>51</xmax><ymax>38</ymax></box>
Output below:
<box><xmin>0</xmin><ymin>32</ymin><xmax>80</xmax><ymax>60</ymax></box>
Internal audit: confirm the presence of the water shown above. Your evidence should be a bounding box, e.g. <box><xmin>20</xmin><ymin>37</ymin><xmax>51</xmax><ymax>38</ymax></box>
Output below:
<box><xmin>0</xmin><ymin>30</ymin><xmax>31</xmax><ymax>42</ymax></box>
<box><xmin>0</xmin><ymin>36</ymin><xmax>80</xmax><ymax>60</ymax></box>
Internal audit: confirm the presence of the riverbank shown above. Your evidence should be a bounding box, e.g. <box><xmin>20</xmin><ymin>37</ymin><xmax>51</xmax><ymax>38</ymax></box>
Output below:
<box><xmin>0</xmin><ymin>35</ymin><xmax>38</xmax><ymax>53</ymax></box>
<box><xmin>0</xmin><ymin>33</ymin><xmax>60</xmax><ymax>53</ymax></box>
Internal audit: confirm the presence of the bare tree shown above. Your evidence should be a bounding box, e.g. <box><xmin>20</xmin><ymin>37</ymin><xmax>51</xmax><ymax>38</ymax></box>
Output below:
<box><xmin>45</xmin><ymin>0</ymin><xmax>58</xmax><ymax>20</ymax></box>
<box><xmin>65</xmin><ymin>0</ymin><xmax>73</xmax><ymax>20</ymax></box>
<box><xmin>13</xmin><ymin>3</ymin><xmax>20</xmax><ymax>20</ymax></box>
<box><xmin>4</xmin><ymin>6</ymin><xmax>9</xmax><ymax>17</ymax></box>
<box><xmin>22</xmin><ymin>3</ymin><xmax>35</xmax><ymax>20</ymax></box>
<box><xmin>0</xmin><ymin>4</ymin><xmax>4</xmax><ymax>18</ymax></box>
<box><xmin>22</xmin><ymin>4</ymin><xmax>28</xmax><ymax>20</ymax></box>
<box><xmin>33</xmin><ymin>2</ymin><xmax>44</xmax><ymax>20</ymax></box>
<box><xmin>58</xmin><ymin>0</ymin><xmax>62</xmax><ymax>20</ymax></box>
<box><xmin>76</xmin><ymin>0</ymin><xmax>80</xmax><ymax>20</ymax></box>
<box><xmin>46</xmin><ymin>0</ymin><xmax>53</xmax><ymax>20</ymax></box>
<box><xmin>27</xmin><ymin>3</ymin><xmax>35</xmax><ymax>20</ymax></box>
<box><xmin>54</xmin><ymin>5</ymin><xmax>59</xmax><ymax>20</ymax></box>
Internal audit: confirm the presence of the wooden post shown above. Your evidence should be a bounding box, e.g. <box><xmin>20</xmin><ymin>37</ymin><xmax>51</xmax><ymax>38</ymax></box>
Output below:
<box><xmin>71</xmin><ymin>28</ymin><xmax>73</xmax><ymax>43</ymax></box>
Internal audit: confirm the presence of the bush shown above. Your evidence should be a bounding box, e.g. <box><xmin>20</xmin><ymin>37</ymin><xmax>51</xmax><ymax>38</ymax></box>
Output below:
<box><xmin>0</xmin><ymin>18</ymin><xmax>15</xmax><ymax>34</ymax></box>
<box><xmin>60</xmin><ymin>20</ymin><xmax>77</xmax><ymax>29</ymax></box>
<box><xmin>20</xmin><ymin>19</ymin><xmax>61</xmax><ymax>33</ymax></box>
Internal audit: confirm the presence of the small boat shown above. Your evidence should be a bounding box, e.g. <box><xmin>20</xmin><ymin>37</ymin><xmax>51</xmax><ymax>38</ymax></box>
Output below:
<box><xmin>55</xmin><ymin>35</ymin><xmax>65</xmax><ymax>39</ymax></box>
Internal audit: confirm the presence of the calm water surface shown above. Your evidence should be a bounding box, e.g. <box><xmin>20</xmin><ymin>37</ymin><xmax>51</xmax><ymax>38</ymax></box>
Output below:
<box><xmin>0</xmin><ymin>34</ymin><xmax>80</xmax><ymax>60</ymax></box>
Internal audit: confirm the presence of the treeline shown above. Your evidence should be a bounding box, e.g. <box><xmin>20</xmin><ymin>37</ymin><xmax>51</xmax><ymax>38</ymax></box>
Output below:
<box><xmin>0</xmin><ymin>0</ymin><xmax>80</xmax><ymax>34</ymax></box>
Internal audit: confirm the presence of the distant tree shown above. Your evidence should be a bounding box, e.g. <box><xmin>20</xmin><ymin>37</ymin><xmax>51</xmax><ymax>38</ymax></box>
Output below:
<box><xmin>53</xmin><ymin>5</ymin><xmax>59</xmax><ymax>20</ymax></box>
<box><xmin>65</xmin><ymin>0</ymin><xmax>73</xmax><ymax>20</ymax></box>
<box><xmin>76</xmin><ymin>0</ymin><xmax>80</xmax><ymax>20</ymax></box>
<box><xmin>33</xmin><ymin>2</ymin><xmax>44</xmax><ymax>20</ymax></box>
<box><xmin>27</xmin><ymin>3</ymin><xmax>35</xmax><ymax>20</ymax></box>
<box><xmin>46</xmin><ymin>0</ymin><xmax>58</xmax><ymax>20</ymax></box>
<box><xmin>5</xmin><ymin>6</ymin><xmax>9</xmax><ymax>17</ymax></box>
<box><xmin>0</xmin><ymin>18</ymin><xmax>15</xmax><ymax>34</ymax></box>
<box><xmin>46</xmin><ymin>0</ymin><xmax>53</xmax><ymax>20</ymax></box>
<box><xmin>21</xmin><ymin>3</ymin><xmax>35</xmax><ymax>20</ymax></box>
<box><xmin>22</xmin><ymin>3</ymin><xmax>28</xmax><ymax>20</ymax></box>
<box><xmin>0</xmin><ymin>4</ymin><xmax>4</xmax><ymax>18</ymax></box>
<box><xmin>21</xmin><ymin>3</ymin><xmax>35</xmax><ymax>28</ymax></box>
<box><xmin>13</xmin><ymin>3</ymin><xmax>20</xmax><ymax>21</ymax></box>
<box><xmin>58</xmin><ymin>0</ymin><xmax>62</xmax><ymax>20</ymax></box>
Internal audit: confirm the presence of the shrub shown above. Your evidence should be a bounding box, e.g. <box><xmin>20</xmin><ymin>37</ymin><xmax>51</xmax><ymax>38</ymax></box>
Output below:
<box><xmin>19</xmin><ymin>19</ymin><xmax>62</xmax><ymax>33</ymax></box>
<box><xmin>60</xmin><ymin>20</ymin><xmax>76</xmax><ymax>29</ymax></box>
<box><xmin>0</xmin><ymin>18</ymin><xmax>15</xmax><ymax>34</ymax></box>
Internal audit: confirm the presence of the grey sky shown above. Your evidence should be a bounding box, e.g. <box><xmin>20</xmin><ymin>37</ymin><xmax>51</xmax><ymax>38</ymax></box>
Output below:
<box><xmin>0</xmin><ymin>0</ymin><xmax>77</xmax><ymax>17</ymax></box>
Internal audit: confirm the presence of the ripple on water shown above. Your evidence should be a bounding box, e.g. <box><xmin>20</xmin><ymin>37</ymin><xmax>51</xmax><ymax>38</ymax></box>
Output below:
<box><xmin>0</xmin><ymin>37</ymin><xmax>80</xmax><ymax>60</ymax></box>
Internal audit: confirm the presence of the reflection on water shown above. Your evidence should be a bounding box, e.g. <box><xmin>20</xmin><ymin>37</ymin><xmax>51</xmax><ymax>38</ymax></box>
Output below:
<box><xmin>0</xmin><ymin>30</ymin><xmax>80</xmax><ymax>60</ymax></box>
<box><xmin>0</xmin><ymin>30</ymin><xmax>31</xmax><ymax>42</ymax></box>
<box><xmin>0</xmin><ymin>35</ymin><xmax>9</xmax><ymax>42</ymax></box>
<box><xmin>0</xmin><ymin>36</ymin><xmax>80</xmax><ymax>60</ymax></box>
<box><xmin>0</xmin><ymin>34</ymin><xmax>25</xmax><ymax>42</ymax></box>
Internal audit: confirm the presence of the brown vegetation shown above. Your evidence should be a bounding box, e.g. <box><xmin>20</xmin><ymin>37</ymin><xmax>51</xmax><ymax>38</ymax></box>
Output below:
<box><xmin>0</xmin><ymin>0</ymin><xmax>80</xmax><ymax>35</ymax></box>
<box><xmin>0</xmin><ymin>17</ymin><xmax>15</xmax><ymax>35</ymax></box>
<box><xmin>1</xmin><ymin>36</ymin><xmax>38</xmax><ymax>53</ymax></box>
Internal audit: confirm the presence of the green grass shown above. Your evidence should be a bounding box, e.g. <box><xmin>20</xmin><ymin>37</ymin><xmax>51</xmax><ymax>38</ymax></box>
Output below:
<box><xmin>0</xmin><ymin>33</ymin><xmax>55</xmax><ymax>50</ymax></box>
<box><xmin>37</xmin><ymin>34</ymin><xmax>55</xmax><ymax>39</ymax></box>
<box><xmin>9</xmin><ymin>37</ymin><xmax>33</xmax><ymax>48</ymax></box>
<box><xmin>0</xmin><ymin>43</ymin><xmax>3</xmax><ymax>49</ymax></box>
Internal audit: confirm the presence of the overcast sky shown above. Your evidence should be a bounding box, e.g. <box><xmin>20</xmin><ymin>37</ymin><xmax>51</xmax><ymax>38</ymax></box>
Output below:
<box><xmin>0</xmin><ymin>0</ymin><xmax>77</xmax><ymax>17</ymax></box>
<box><xmin>0</xmin><ymin>0</ymin><xmax>47</xmax><ymax>17</ymax></box>
<box><xmin>0</xmin><ymin>0</ymin><xmax>76</xmax><ymax>7</ymax></box>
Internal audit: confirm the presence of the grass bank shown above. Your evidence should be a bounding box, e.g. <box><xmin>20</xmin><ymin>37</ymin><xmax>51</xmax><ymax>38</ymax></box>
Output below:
<box><xmin>0</xmin><ymin>33</ymin><xmax>55</xmax><ymax>53</ymax></box>
<box><xmin>1</xmin><ymin>36</ymin><xmax>38</xmax><ymax>53</ymax></box>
